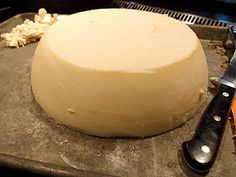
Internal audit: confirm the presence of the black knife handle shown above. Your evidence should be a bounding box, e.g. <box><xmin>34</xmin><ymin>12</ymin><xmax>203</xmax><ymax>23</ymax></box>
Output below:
<box><xmin>182</xmin><ymin>84</ymin><xmax>235</xmax><ymax>174</ymax></box>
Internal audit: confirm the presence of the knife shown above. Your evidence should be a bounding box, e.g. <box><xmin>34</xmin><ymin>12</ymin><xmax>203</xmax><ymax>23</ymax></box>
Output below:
<box><xmin>182</xmin><ymin>25</ymin><xmax>236</xmax><ymax>174</ymax></box>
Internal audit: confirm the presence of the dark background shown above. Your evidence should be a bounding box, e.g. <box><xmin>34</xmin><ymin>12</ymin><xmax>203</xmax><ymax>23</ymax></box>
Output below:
<box><xmin>134</xmin><ymin>0</ymin><xmax>236</xmax><ymax>23</ymax></box>
<box><xmin>0</xmin><ymin>0</ymin><xmax>236</xmax><ymax>23</ymax></box>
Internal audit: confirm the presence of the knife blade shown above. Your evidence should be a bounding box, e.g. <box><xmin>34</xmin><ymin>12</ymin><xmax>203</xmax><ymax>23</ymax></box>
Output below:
<box><xmin>182</xmin><ymin>25</ymin><xmax>236</xmax><ymax>174</ymax></box>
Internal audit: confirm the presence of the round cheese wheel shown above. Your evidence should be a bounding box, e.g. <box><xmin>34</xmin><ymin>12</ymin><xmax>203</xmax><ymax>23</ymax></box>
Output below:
<box><xmin>31</xmin><ymin>9</ymin><xmax>208</xmax><ymax>137</ymax></box>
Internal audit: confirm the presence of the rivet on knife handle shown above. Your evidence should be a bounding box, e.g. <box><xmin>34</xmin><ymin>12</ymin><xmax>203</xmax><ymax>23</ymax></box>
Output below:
<box><xmin>182</xmin><ymin>25</ymin><xmax>236</xmax><ymax>174</ymax></box>
<box><xmin>182</xmin><ymin>84</ymin><xmax>235</xmax><ymax>173</ymax></box>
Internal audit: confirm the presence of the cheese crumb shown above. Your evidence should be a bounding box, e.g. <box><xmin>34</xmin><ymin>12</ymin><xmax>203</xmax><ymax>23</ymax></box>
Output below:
<box><xmin>1</xmin><ymin>8</ymin><xmax>59</xmax><ymax>48</ymax></box>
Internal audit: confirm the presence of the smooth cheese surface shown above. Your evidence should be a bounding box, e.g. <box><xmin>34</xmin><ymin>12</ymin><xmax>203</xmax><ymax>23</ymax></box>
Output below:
<box><xmin>31</xmin><ymin>8</ymin><xmax>208</xmax><ymax>137</ymax></box>
<box><xmin>46</xmin><ymin>9</ymin><xmax>198</xmax><ymax>72</ymax></box>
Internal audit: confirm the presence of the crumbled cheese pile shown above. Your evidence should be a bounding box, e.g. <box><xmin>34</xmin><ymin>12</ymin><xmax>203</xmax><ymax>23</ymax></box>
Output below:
<box><xmin>1</xmin><ymin>8</ymin><xmax>58</xmax><ymax>48</ymax></box>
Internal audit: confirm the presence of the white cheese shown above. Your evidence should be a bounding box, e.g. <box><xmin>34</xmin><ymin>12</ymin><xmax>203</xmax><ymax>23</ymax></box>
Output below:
<box><xmin>1</xmin><ymin>8</ymin><xmax>58</xmax><ymax>48</ymax></box>
<box><xmin>31</xmin><ymin>9</ymin><xmax>208</xmax><ymax>137</ymax></box>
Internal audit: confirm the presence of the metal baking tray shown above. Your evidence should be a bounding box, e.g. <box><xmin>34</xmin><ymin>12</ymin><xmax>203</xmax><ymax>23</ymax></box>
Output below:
<box><xmin>0</xmin><ymin>4</ymin><xmax>236</xmax><ymax>177</ymax></box>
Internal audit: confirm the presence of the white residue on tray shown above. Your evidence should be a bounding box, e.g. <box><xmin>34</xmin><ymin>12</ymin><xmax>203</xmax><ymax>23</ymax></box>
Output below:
<box><xmin>51</xmin><ymin>135</ymin><xmax>69</xmax><ymax>146</ymax></box>
<box><xmin>104</xmin><ymin>144</ymin><xmax>138</xmax><ymax>175</ymax></box>
<box><xmin>60</xmin><ymin>152</ymin><xmax>80</xmax><ymax>170</ymax></box>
